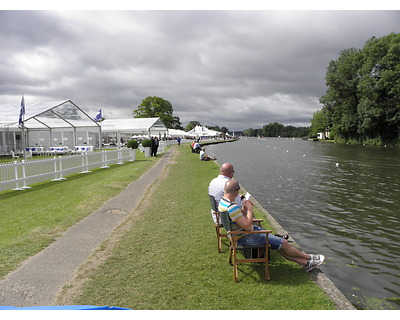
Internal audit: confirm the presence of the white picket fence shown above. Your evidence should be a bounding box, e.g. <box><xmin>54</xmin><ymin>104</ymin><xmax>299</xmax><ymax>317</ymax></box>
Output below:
<box><xmin>0</xmin><ymin>139</ymin><xmax>189</xmax><ymax>192</ymax></box>
<box><xmin>0</xmin><ymin>149</ymin><xmax>135</xmax><ymax>192</ymax></box>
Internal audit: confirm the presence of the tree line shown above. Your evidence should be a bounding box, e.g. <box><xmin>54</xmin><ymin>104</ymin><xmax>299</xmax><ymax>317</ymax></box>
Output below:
<box><xmin>132</xmin><ymin>97</ymin><xmax>309</xmax><ymax>137</ymax></box>
<box><xmin>311</xmin><ymin>32</ymin><xmax>400</xmax><ymax>146</ymax></box>
<box><xmin>243</xmin><ymin>123</ymin><xmax>309</xmax><ymax>138</ymax></box>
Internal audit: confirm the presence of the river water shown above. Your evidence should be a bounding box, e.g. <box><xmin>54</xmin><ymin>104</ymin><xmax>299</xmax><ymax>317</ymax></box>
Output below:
<box><xmin>206</xmin><ymin>138</ymin><xmax>400</xmax><ymax>310</ymax></box>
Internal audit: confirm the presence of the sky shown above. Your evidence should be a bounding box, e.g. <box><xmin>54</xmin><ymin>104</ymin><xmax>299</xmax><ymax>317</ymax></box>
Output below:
<box><xmin>1</xmin><ymin>4</ymin><xmax>399</xmax><ymax>130</ymax></box>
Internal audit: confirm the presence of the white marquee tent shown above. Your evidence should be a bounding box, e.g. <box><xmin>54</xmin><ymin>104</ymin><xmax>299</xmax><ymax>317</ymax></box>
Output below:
<box><xmin>187</xmin><ymin>125</ymin><xmax>221</xmax><ymax>138</ymax></box>
<box><xmin>167</xmin><ymin>129</ymin><xmax>192</xmax><ymax>138</ymax></box>
<box><xmin>100</xmin><ymin>118</ymin><xmax>168</xmax><ymax>146</ymax></box>
<box><xmin>0</xmin><ymin>100</ymin><xmax>100</xmax><ymax>155</ymax></box>
<box><xmin>100</xmin><ymin>118</ymin><xmax>167</xmax><ymax>135</ymax></box>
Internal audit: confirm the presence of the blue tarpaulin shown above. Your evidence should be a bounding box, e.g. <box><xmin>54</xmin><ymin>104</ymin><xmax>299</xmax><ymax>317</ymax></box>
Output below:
<box><xmin>0</xmin><ymin>305</ymin><xmax>130</xmax><ymax>310</ymax></box>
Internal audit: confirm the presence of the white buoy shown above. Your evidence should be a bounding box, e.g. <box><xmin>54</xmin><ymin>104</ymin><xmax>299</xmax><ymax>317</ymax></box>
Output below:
<box><xmin>336</xmin><ymin>163</ymin><xmax>339</xmax><ymax>167</ymax></box>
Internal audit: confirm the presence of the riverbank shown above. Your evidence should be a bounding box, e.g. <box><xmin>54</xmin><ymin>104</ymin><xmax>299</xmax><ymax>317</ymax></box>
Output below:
<box><xmin>54</xmin><ymin>145</ymin><xmax>343</xmax><ymax>309</ymax></box>
<box><xmin>0</xmin><ymin>143</ymin><xmax>351</xmax><ymax>309</ymax></box>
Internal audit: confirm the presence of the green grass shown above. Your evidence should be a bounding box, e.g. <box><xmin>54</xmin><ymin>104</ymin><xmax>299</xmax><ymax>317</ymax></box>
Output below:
<box><xmin>55</xmin><ymin>145</ymin><xmax>335</xmax><ymax>310</ymax></box>
<box><xmin>0</xmin><ymin>150</ymin><xmax>159</xmax><ymax>278</ymax></box>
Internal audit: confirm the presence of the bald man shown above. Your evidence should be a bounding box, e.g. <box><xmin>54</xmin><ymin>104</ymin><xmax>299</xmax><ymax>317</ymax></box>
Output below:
<box><xmin>208</xmin><ymin>163</ymin><xmax>243</xmax><ymax>223</ymax></box>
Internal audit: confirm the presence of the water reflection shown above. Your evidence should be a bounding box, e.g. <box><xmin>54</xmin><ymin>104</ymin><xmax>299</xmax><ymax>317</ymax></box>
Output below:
<box><xmin>206</xmin><ymin>138</ymin><xmax>400</xmax><ymax>309</ymax></box>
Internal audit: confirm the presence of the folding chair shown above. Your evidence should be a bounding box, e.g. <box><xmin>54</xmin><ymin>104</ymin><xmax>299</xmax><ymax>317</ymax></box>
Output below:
<box><xmin>209</xmin><ymin>195</ymin><xmax>227</xmax><ymax>253</ymax></box>
<box><xmin>209</xmin><ymin>194</ymin><xmax>264</xmax><ymax>254</ymax></box>
<box><xmin>219</xmin><ymin>209</ymin><xmax>271</xmax><ymax>282</ymax></box>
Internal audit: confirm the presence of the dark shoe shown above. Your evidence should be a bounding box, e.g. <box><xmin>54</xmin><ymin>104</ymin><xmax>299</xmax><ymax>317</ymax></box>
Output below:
<box><xmin>274</xmin><ymin>234</ymin><xmax>289</xmax><ymax>240</ymax></box>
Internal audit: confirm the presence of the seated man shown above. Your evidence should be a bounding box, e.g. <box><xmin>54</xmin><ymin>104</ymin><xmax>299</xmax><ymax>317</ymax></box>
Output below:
<box><xmin>200</xmin><ymin>148</ymin><xmax>216</xmax><ymax>161</ymax></box>
<box><xmin>219</xmin><ymin>178</ymin><xmax>325</xmax><ymax>272</ymax></box>
<box><xmin>208</xmin><ymin>163</ymin><xmax>243</xmax><ymax>224</ymax></box>
<box><xmin>193</xmin><ymin>140</ymin><xmax>202</xmax><ymax>153</ymax></box>
<box><xmin>190</xmin><ymin>141</ymin><xmax>196</xmax><ymax>153</ymax></box>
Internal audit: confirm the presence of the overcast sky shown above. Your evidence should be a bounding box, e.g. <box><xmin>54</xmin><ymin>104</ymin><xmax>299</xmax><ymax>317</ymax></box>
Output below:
<box><xmin>1</xmin><ymin>8</ymin><xmax>399</xmax><ymax>130</ymax></box>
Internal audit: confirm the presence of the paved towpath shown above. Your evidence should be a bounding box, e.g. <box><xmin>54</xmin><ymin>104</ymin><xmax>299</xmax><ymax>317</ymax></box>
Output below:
<box><xmin>0</xmin><ymin>148</ymin><xmax>175</xmax><ymax>307</ymax></box>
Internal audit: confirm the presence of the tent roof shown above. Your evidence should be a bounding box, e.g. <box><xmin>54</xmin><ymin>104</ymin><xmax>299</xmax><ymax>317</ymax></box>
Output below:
<box><xmin>167</xmin><ymin>129</ymin><xmax>192</xmax><ymax>137</ymax></box>
<box><xmin>188</xmin><ymin>125</ymin><xmax>220</xmax><ymax>137</ymax></box>
<box><xmin>100</xmin><ymin>118</ymin><xmax>167</xmax><ymax>134</ymax></box>
<box><xmin>0</xmin><ymin>100</ymin><xmax>99</xmax><ymax>130</ymax></box>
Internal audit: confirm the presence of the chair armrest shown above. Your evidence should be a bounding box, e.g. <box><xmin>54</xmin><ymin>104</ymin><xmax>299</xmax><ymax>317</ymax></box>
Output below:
<box><xmin>228</xmin><ymin>230</ymin><xmax>271</xmax><ymax>235</ymax></box>
<box><xmin>252</xmin><ymin>219</ymin><xmax>263</xmax><ymax>222</ymax></box>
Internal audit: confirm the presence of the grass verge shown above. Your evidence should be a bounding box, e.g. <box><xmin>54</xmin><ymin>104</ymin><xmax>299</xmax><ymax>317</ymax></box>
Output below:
<box><xmin>0</xmin><ymin>150</ymin><xmax>159</xmax><ymax>279</ymax></box>
<box><xmin>56</xmin><ymin>145</ymin><xmax>335</xmax><ymax>310</ymax></box>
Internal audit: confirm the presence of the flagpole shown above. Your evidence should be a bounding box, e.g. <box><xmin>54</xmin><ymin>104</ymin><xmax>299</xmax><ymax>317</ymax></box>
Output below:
<box><xmin>22</xmin><ymin>115</ymin><xmax>26</xmax><ymax>161</ymax></box>
<box><xmin>20</xmin><ymin>94</ymin><xmax>26</xmax><ymax>160</ymax></box>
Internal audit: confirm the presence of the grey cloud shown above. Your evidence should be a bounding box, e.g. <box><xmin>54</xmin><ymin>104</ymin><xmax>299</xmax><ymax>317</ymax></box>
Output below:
<box><xmin>1</xmin><ymin>10</ymin><xmax>400</xmax><ymax>130</ymax></box>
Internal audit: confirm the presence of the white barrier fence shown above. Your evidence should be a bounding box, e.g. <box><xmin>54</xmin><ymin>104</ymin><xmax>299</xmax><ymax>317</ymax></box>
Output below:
<box><xmin>0</xmin><ymin>149</ymin><xmax>136</xmax><ymax>192</ymax></box>
<box><xmin>0</xmin><ymin>138</ymin><xmax>192</xmax><ymax>192</ymax></box>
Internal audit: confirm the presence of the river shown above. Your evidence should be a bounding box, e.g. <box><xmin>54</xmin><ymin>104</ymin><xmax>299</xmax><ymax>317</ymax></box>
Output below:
<box><xmin>206</xmin><ymin>137</ymin><xmax>400</xmax><ymax>310</ymax></box>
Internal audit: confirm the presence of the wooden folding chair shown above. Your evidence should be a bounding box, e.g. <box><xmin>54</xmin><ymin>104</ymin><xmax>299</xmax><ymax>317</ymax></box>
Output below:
<box><xmin>209</xmin><ymin>195</ymin><xmax>227</xmax><ymax>253</ymax></box>
<box><xmin>209</xmin><ymin>194</ymin><xmax>264</xmax><ymax>253</ymax></box>
<box><xmin>219</xmin><ymin>210</ymin><xmax>271</xmax><ymax>282</ymax></box>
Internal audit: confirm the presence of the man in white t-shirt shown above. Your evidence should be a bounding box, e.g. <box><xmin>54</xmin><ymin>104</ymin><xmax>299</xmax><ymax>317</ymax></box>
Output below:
<box><xmin>208</xmin><ymin>163</ymin><xmax>243</xmax><ymax>223</ymax></box>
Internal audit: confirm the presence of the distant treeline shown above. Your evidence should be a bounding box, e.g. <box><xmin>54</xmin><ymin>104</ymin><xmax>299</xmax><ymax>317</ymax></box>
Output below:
<box><xmin>242</xmin><ymin>122</ymin><xmax>310</xmax><ymax>138</ymax></box>
<box><xmin>312</xmin><ymin>33</ymin><xmax>400</xmax><ymax>146</ymax></box>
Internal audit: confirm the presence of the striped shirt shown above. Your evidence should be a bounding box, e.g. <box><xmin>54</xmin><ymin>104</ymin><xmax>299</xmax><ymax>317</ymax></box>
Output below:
<box><xmin>218</xmin><ymin>197</ymin><xmax>245</xmax><ymax>239</ymax></box>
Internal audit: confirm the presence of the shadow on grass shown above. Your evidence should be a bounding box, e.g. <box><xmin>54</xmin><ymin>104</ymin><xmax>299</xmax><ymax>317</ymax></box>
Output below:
<box><xmin>225</xmin><ymin>250</ymin><xmax>311</xmax><ymax>287</ymax></box>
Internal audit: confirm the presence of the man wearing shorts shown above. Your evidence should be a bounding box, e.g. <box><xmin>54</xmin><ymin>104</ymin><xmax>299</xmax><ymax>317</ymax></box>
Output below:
<box><xmin>218</xmin><ymin>178</ymin><xmax>325</xmax><ymax>272</ymax></box>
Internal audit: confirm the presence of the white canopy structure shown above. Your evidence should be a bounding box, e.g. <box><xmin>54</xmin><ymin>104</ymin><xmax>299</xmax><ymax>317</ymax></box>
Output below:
<box><xmin>101</xmin><ymin>118</ymin><xmax>167</xmax><ymax>136</ymax></box>
<box><xmin>100</xmin><ymin>118</ymin><xmax>168</xmax><ymax>146</ymax></box>
<box><xmin>0</xmin><ymin>100</ymin><xmax>101</xmax><ymax>155</ymax></box>
<box><xmin>187</xmin><ymin>125</ymin><xmax>221</xmax><ymax>138</ymax></box>
<box><xmin>167</xmin><ymin>129</ymin><xmax>192</xmax><ymax>138</ymax></box>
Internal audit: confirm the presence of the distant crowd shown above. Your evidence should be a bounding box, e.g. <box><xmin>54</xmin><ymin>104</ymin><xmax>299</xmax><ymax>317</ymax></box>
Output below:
<box><xmin>190</xmin><ymin>139</ymin><xmax>217</xmax><ymax>161</ymax></box>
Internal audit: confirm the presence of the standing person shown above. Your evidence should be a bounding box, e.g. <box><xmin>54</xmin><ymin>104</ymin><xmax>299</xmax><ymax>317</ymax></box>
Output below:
<box><xmin>177</xmin><ymin>137</ymin><xmax>181</xmax><ymax>146</ymax></box>
<box><xmin>153</xmin><ymin>136</ymin><xmax>159</xmax><ymax>156</ymax></box>
<box><xmin>219</xmin><ymin>179</ymin><xmax>325</xmax><ymax>272</ymax></box>
<box><xmin>151</xmin><ymin>137</ymin><xmax>155</xmax><ymax>156</ymax></box>
<box><xmin>151</xmin><ymin>136</ymin><xmax>159</xmax><ymax>156</ymax></box>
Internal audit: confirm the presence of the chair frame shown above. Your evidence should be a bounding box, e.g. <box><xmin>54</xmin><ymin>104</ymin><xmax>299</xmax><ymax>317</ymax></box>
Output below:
<box><xmin>209</xmin><ymin>195</ymin><xmax>227</xmax><ymax>253</ymax></box>
<box><xmin>209</xmin><ymin>195</ymin><xmax>264</xmax><ymax>254</ymax></box>
<box><xmin>219</xmin><ymin>209</ymin><xmax>271</xmax><ymax>282</ymax></box>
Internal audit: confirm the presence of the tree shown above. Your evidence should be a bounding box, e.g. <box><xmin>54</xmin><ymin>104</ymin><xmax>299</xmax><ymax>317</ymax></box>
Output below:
<box><xmin>357</xmin><ymin>33</ymin><xmax>400</xmax><ymax>142</ymax></box>
<box><xmin>171</xmin><ymin>116</ymin><xmax>184</xmax><ymax>130</ymax></box>
<box><xmin>243</xmin><ymin>128</ymin><xmax>258</xmax><ymax>137</ymax></box>
<box><xmin>220</xmin><ymin>127</ymin><xmax>228</xmax><ymax>134</ymax></box>
<box><xmin>262</xmin><ymin>122</ymin><xmax>284</xmax><ymax>137</ymax></box>
<box><xmin>319</xmin><ymin>48</ymin><xmax>363</xmax><ymax>140</ymax></box>
<box><xmin>133</xmin><ymin>96</ymin><xmax>175</xmax><ymax>128</ymax></box>
<box><xmin>206</xmin><ymin>125</ymin><xmax>221</xmax><ymax>132</ymax></box>
<box><xmin>310</xmin><ymin>109</ymin><xmax>329</xmax><ymax>138</ymax></box>
<box><xmin>185</xmin><ymin>121</ymin><xmax>201</xmax><ymax>132</ymax></box>
<box><xmin>319</xmin><ymin>33</ymin><xmax>400</xmax><ymax>145</ymax></box>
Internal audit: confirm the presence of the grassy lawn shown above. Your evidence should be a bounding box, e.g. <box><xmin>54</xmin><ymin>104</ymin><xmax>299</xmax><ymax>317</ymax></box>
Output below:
<box><xmin>0</xmin><ymin>150</ymin><xmax>159</xmax><ymax>279</ymax></box>
<box><xmin>55</xmin><ymin>145</ymin><xmax>335</xmax><ymax>310</ymax></box>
